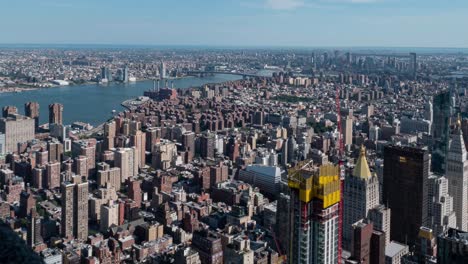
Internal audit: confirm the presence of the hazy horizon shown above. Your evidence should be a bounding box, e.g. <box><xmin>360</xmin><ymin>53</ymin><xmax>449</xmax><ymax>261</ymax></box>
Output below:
<box><xmin>2</xmin><ymin>0</ymin><xmax>467</xmax><ymax>48</ymax></box>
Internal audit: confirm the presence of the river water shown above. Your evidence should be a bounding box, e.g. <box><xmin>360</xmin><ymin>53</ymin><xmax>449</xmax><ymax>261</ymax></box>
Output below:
<box><xmin>0</xmin><ymin>74</ymin><xmax>241</xmax><ymax>126</ymax></box>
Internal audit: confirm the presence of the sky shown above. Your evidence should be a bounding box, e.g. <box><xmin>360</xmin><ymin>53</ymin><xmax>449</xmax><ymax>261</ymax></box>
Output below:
<box><xmin>0</xmin><ymin>0</ymin><xmax>467</xmax><ymax>48</ymax></box>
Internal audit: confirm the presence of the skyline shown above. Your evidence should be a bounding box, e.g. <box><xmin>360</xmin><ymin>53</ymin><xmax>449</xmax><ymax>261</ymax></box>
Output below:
<box><xmin>1</xmin><ymin>0</ymin><xmax>468</xmax><ymax>48</ymax></box>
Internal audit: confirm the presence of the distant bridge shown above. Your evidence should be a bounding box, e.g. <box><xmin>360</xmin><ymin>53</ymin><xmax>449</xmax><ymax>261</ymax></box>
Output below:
<box><xmin>186</xmin><ymin>71</ymin><xmax>260</xmax><ymax>78</ymax></box>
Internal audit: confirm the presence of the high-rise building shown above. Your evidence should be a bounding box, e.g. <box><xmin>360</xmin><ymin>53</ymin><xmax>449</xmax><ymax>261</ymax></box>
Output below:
<box><xmin>431</xmin><ymin>91</ymin><xmax>452</xmax><ymax>174</ymax></box>
<box><xmin>383</xmin><ymin>145</ymin><xmax>429</xmax><ymax>246</ymax></box>
<box><xmin>343</xmin><ymin>115</ymin><xmax>353</xmax><ymax>147</ymax></box>
<box><xmin>343</xmin><ymin>146</ymin><xmax>380</xmax><ymax>249</ymax></box>
<box><xmin>288</xmin><ymin>162</ymin><xmax>341</xmax><ymax>264</ymax></box>
<box><xmin>25</xmin><ymin>102</ymin><xmax>40</xmax><ymax>131</ymax></box>
<box><xmin>114</xmin><ymin>147</ymin><xmax>138</xmax><ymax>182</ymax></box>
<box><xmin>409</xmin><ymin>52</ymin><xmax>417</xmax><ymax>79</ymax></box>
<box><xmin>60</xmin><ymin>180</ymin><xmax>88</xmax><ymax>240</ymax></box>
<box><xmin>123</xmin><ymin>65</ymin><xmax>129</xmax><ymax>83</ymax></box>
<box><xmin>48</xmin><ymin>103</ymin><xmax>63</xmax><ymax>125</ymax></box>
<box><xmin>160</xmin><ymin>61</ymin><xmax>166</xmax><ymax>79</ymax></box>
<box><xmin>446</xmin><ymin>122</ymin><xmax>468</xmax><ymax>231</ymax></box>
<box><xmin>26</xmin><ymin>210</ymin><xmax>42</xmax><ymax>247</ymax></box>
<box><xmin>427</xmin><ymin>175</ymin><xmax>457</xmax><ymax>235</ymax></box>
<box><xmin>100</xmin><ymin>201</ymin><xmax>119</xmax><ymax>232</ymax></box>
<box><xmin>200</xmin><ymin>132</ymin><xmax>216</xmax><ymax>159</ymax></box>
<box><xmin>0</xmin><ymin>114</ymin><xmax>35</xmax><ymax>153</ymax></box>
<box><xmin>2</xmin><ymin>106</ymin><xmax>18</xmax><ymax>117</ymax></box>
<box><xmin>437</xmin><ymin>228</ymin><xmax>468</xmax><ymax>264</ymax></box>
<box><xmin>61</xmin><ymin>182</ymin><xmax>75</xmax><ymax>238</ymax></box>
<box><xmin>368</xmin><ymin>205</ymin><xmax>391</xmax><ymax>246</ymax></box>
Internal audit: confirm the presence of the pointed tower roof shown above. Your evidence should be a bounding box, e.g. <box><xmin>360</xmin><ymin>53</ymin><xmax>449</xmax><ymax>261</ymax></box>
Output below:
<box><xmin>353</xmin><ymin>145</ymin><xmax>372</xmax><ymax>179</ymax></box>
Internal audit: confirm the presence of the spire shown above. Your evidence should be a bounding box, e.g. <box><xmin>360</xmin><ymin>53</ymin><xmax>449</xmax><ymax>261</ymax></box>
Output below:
<box><xmin>353</xmin><ymin>145</ymin><xmax>372</xmax><ymax>179</ymax></box>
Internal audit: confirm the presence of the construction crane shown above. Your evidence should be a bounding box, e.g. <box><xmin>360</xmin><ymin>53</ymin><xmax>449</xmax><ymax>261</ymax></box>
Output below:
<box><xmin>270</xmin><ymin>227</ymin><xmax>287</xmax><ymax>264</ymax></box>
<box><xmin>336</xmin><ymin>85</ymin><xmax>345</xmax><ymax>263</ymax></box>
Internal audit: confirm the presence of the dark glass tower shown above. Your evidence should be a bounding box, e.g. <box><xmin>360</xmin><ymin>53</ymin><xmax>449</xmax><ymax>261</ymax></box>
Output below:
<box><xmin>431</xmin><ymin>91</ymin><xmax>452</xmax><ymax>174</ymax></box>
<box><xmin>383</xmin><ymin>145</ymin><xmax>429</xmax><ymax>247</ymax></box>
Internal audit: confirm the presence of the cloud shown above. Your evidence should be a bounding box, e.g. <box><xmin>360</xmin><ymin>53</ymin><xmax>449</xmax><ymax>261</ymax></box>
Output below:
<box><xmin>265</xmin><ymin>0</ymin><xmax>305</xmax><ymax>10</ymax></box>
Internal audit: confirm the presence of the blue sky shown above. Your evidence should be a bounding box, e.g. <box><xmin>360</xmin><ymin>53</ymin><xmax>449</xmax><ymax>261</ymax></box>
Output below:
<box><xmin>1</xmin><ymin>0</ymin><xmax>467</xmax><ymax>47</ymax></box>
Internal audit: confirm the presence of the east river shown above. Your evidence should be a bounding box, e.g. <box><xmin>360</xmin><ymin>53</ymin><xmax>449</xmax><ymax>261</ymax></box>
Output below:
<box><xmin>0</xmin><ymin>74</ymin><xmax>241</xmax><ymax>126</ymax></box>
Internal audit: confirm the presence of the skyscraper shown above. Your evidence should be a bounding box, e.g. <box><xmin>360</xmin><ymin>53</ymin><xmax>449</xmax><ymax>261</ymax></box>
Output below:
<box><xmin>288</xmin><ymin>162</ymin><xmax>341</xmax><ymax>264</ymax></box>
<box><xmin>60</xmin><ymin>180</ymin><xmax>88</xmax><ymax>240</ymax></box>
<box><xmin>383</xmin><ymin>145</ymin><xmax>429</xmax><ymax>247</ymax></box>
<box><xmin>431</xmin><ymin>91</ymin><xmax>452</xmax><ymax>174</ymax></box>
<box><xmin>343</xmin><ymin>146</ymin><xmax>380</xmax><ymax>249</ymax></box>
<box><xmin>446</xmin><ymin>121</ymin><xmax>468</xmax><ymax>231</ymax></box>
<box><xmin>160</xmin><ymin>61</ymin><xmax>166</xmax><ymax>79</ymax></box>
<box><xmin>409</xmin><ymin>52</ymin><xmax>417</xmax><ymax>79</ymax></box>
<box><xmin>25</xmin><ymin>102</ymin><xmax>40</xmax><ymax>131</ymax></box>
<box><xmin>123</xmin><ymin>65</ymin><xmax>129</xmax><ymax>83</ymax></box>
<box><xmin>427</xmin><ymin>175</ymin><xmax>457</xmax><ymax>235</ymax></box>
<box><xmin>61</xmin><ymin>182</ymin><xmax>74</xmax><ymax>238</ymax></box>
<box><xmin>343</xmin><ymin>115</ymin><xmax>353</xmax><ymax>147</ymax></box>
<box><xmin>48</xmin><ymin>103</ymin><xmax>63</xmax><ymax>125</ymax></box>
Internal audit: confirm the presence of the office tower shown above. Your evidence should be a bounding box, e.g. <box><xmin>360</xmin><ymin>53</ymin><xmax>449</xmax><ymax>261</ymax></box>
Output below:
<box><xmin>0</xmin><ymin>114</ymin><xmax>35</xmax><ymax>153</ymax></box>
<box><xmin>437</xmin><ymin>228</ymin><xmax>468</xmax><ymax>264</ymax></box>
<box><xmin>409</xmin><ymin>52</ymin><xmax>417</xmax><ymax>79</ymax></box>
<box><xmin>25</xmin><ymin>102</ymin><xmax>40</xmax><ymax>131</ymax></box>
<box><xmin>48</xmin><ymin>103</ymin><xmax>63</xmax><ymax>125</ymax></box>
<box><xmin>446</xmin><ymin>122</ymin><xmax>468</xmax><ymax>231</ymax></box>
<box><xmin>160</xmin><ymin>61</ymin><xmax>166</xmax><ymax>79</ymax></box>
<box><xmin>343</xmin><ymin>146</ymin><xmax>380</xmax><ymax>249</ymax></box>
<box><xmin>431</xmin><ymin>91</ymin><xmax>452</xmax><ymax>174</ymax></box>
<box><xmin>2</xmin><ymin>106</ymin><xmax>18</xmax><ymax>117</ymax></box>
<box><xmin>288</xmin><ymin>162</ymin><xmax>341</xmax><ymax>264</ymax></box>
<box><xmin>370</xmin><ymin>230</ymin><xmax>386</xmax><ymax>264</ymax></box>
<box><xmin>60</xmin><ymin>180</ymin><xmax>88</xmax><ymax>240</ymax></box>
<box><xmin>192</xmin><ymin>229</ymin><xmax>223</xmax><ymax>264</ymax></box>
<box><xmin>368</xmin><ymin>205</ymin><xmax>391</xmax><ymax>246</ymax></box>
<box><xmin>343</xmin><ymin>115</ymin><xmax>353</xmax><ymax>147</ymax></box>
<box><xmin>200</xmin><ymin>132</ymin><xmax>215</xmax><ymax>159</ymax></box>
<box><xmin>100</xmin><ymin>201</ymin><xmax>119</xmax><ymax>232</ymax></box>
<box><xmin>383</xmin><ymin>145</ymin><xmax>429</xmax><ymax>246</ymax></box>
<box><xmin>427</xmin><ymin>175</ymin><xmax>457</xmax><ymax>235</ymax></box>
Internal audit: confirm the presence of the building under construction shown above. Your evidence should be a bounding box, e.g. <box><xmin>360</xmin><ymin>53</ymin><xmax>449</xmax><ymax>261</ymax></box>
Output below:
<box><xmin>287</xmin><ymin>161</ymin><xmax>341</xmax><ymax>264</ymax></box>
